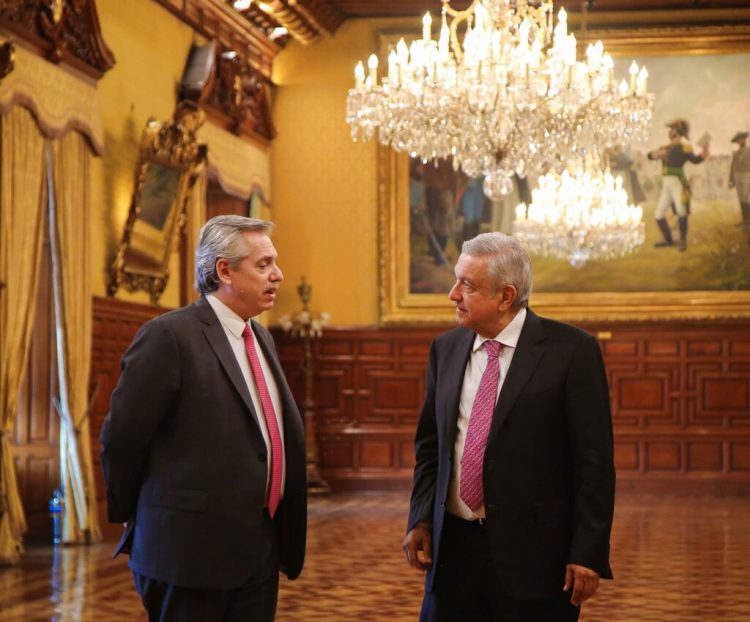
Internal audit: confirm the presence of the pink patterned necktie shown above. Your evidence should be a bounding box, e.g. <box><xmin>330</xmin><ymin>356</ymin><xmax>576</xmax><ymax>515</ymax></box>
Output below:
<box><xmin>460</xmin><ymin>339</ymin><xmax>503</xmax><ymax>512</ymax></box>
<box><xmin>242</xmin><ymin>325</ymin><xmax>283</xmax><ymax>518</ymax></box>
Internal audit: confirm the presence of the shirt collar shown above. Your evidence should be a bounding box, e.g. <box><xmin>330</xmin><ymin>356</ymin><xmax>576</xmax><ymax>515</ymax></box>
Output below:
<box><xmin>472</xmin><ymin>307</ymin><xmax>527</xmax><ymax>353</ymax></box>
<box><xmin>206</xmin><ymin>294</ymin><xmax>251</xmax><ymax>339</ymax></box>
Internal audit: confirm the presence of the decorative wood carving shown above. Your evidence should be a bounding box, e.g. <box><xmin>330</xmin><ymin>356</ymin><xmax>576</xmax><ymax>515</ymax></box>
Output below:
<box><xmin>180</xmin><ymin>40</ymin><xmax>275</xmax><ymax>144</ymax></box>
<box><xmin>0</xmin><ymin>41</ymin><xmax>15</xmax><ymax>80</ymax></box>
<box><xmin>271</xmin><ymin>322</ymin><xmax>750</xmax><ymax>492</ymax></box>
<box><xmin>206</xmin><ymin>49</ymin><xmax>275</xmax><ymax>142</ymax></box>
<box><xmin>0</xmin><ymin>0</ymin><xmax>115</xmax><ymax>79</ymax></box>
<box><xmin>153</xmin><ymin>0</ymin><xmax>280</xmax><ymax>80</ymax></box>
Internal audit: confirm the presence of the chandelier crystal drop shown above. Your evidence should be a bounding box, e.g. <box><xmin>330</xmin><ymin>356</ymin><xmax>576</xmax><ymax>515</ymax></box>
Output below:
<box><xmin>511</xmin><ymin>159</ymin><xmax>646</xmax><ymax>268</ymax></box>
<box><xmin>345</xmin><ymin>0</ymin><xmax>655</xmax><ymax>200</ymax></box>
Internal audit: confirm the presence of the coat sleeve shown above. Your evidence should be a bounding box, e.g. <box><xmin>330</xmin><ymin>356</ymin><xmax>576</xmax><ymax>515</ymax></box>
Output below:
<box><xmin>100</xmin><ymin>319</ymin><xmax>180</xmax><ymax>523</ymax></box>
<box><xmin>407</xmin><ymin>339</ymin><xmax>440</xmax><ymax>532</ymax></box>
<box><xmin>564</xmin><ymin>334</ymin><xmax>616</xmax><ymax>578</ymax></box>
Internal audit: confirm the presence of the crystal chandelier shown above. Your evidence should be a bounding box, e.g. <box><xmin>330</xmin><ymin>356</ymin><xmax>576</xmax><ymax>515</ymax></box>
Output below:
<box><xmin>345</xmin><ymin>0</ymin><xmax>654</xmax><ymax>200</ymax></box>
<box><xmin>512</xmin><ymin>158</ymin><xmax>645</xmax><ymax>267</ymax></box>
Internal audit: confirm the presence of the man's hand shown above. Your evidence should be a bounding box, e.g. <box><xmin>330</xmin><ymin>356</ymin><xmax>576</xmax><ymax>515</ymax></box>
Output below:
<box><xmin>402</xmin><ymin>522</ymin><xmax>433</xmax><ymax>571</ymax></box>
<box><xmin>563</xmin><ymin>563</ymin><xmax>600</xmax><ymax>606</ymax></box>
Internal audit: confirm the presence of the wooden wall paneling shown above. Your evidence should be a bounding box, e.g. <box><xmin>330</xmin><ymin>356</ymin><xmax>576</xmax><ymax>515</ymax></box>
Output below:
<box><xmin>87</xmin><ymin>313</ymin><xmax>750</xmax><ymax>503</ymax></box>
<box><xmin>272</xmin><ymin>322</ymin><xmax>750</xmax><ymax>494</ymax></box>
<box><xmin>89</xmin><ymin>297</ymin><xmax>168</xmax><ymax>538</ymax></box>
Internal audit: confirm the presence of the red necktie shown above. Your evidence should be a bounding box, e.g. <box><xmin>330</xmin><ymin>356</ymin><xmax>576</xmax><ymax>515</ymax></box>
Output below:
<box><xmin>242</xmin><ymin>325</ymin><xmax>283</xmax><ymax>518</ymax></box>
<box><xmin>460</xmin><ymin>340</ymin><xmax>502</xmax><ymax>512</ymax></box>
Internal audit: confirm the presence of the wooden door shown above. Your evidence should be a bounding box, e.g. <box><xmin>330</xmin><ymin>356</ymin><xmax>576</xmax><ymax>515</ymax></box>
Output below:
<box><xmin>11</xmin><ymin>216</ymin><xmax>60</xmax><ymax>542</ymax></box>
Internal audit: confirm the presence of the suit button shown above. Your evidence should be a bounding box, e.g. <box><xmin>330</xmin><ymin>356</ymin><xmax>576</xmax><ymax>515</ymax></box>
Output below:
<box><xmin>258</xmin><ymin>453</ymin><xmax>267</xmax><ymax>462</ymax></box>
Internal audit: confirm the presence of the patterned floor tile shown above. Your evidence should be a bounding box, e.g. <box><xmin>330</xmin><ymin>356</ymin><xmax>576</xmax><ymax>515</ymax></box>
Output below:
<box><xmin>1</xmin><ymin>492</ymin><xmax>749</xmax><ymax>621</ymax></box>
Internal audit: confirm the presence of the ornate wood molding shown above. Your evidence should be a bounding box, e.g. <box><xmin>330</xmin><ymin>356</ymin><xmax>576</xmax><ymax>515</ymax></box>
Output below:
<box><xmin>0</xmin><ymin>0</ymin><xmax>115</xmax><ymax>80</ymax></box>
<box><xmin>0</xmin><ymin>41</ymin><xmax>15</xmax><ymax>80</ymax></box>
<box><xmin>207</xmin><ymin>49</ymin><xmax>275</xmax><ymax>142</ymax></box>
<box><xmin>154</xmin><ymin>0</ymin><xmax>280</xmax><ymax>80</ymax></box>
<box><xmin>180</xmin><ymin>40</ymin><xmax>276</xmax><ymax>144</ymax></box>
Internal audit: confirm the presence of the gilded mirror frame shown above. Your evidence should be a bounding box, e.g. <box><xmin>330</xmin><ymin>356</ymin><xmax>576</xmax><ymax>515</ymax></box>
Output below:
<box><xmin>109</xmin><ymin>102</ymin><xmax>207</xmax><ymax>304</ymax></box>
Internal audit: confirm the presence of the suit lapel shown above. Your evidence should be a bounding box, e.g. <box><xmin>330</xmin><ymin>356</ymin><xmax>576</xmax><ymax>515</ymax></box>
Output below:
<box><xmin>487</xmin><ymin>309</ymin><xmax>546</xmax><ymax>442</ymax></box>
<box><xmin>197</xmin><ymin>298</ymin><xmax>261</xmax><ymax>429</ymax></box>
<box><xmin>443</xmin><ymin>329</ymin><xmax>475</xmax><ymax>457</ymax></box>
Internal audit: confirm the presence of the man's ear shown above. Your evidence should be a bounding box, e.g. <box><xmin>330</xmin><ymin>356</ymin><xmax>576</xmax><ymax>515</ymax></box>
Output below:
<box><xmin>216</xmin><ymin>258</ymin><xmax>232</xmax><ymax>285</ymax></box>
<box><xmin>497</xmin><ymin>285</ymin><xmax>518</xmax><ymax>311</ymax></box>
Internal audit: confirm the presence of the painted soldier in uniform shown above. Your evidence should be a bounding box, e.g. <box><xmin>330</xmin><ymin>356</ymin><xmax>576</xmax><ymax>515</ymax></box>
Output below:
<box><xmin>647</xmin><ymin>119</ymin><xmax>708</xmax><ymax>252</ymax></box>
<box><xmin>729</xmin><ymin>131</ymin><xmax>750</xmax><ymax>229</ymax></box>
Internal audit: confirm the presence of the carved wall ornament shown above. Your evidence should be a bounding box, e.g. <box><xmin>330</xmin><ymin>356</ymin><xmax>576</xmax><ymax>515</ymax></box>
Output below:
<box><xmin>181</xmin><ymin>41</ymin><xmax>275</xmax><ymax>143</ymax></box>
<box><xmin>0</xmin><ymin>0</ymin><xmax>115</xmax><ymax>79</ymax></box>
<box><xmin>0</xmin><ymin>41</ymin><xmax>15</xmax><ymax>80</ymax></box>
<box><xmin>206</xmin><ymin>49</ymin><xmax>275</xmax><ymax>140</ymax></box>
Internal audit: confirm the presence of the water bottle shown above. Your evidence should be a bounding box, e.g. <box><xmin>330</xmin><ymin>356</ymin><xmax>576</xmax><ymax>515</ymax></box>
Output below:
<box><xmin>48</xmin><ymin>487</ymin><xmax>64</xmax><ymax>545</ymax></box>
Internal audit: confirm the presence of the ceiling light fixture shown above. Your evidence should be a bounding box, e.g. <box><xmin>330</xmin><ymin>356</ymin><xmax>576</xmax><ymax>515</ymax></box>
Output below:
<box><xmin>346</xmin><ymin>0</ymin><xmax>654</xmax><ymax>201</ymax></box>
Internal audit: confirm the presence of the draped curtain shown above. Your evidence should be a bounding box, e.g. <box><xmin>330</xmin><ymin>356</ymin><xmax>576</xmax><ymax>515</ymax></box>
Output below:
<box><xmin>50</xmin><ymin>133</ymin><xmax>101</xmax><ymax>544</ymax></box>
<box><xmin>0</xmin><ymin>106</ymin><xmax>46</xmax><ymax>565</ymax></box>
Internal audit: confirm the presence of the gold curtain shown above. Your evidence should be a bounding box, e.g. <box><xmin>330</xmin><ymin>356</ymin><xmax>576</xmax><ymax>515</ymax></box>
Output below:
<box><xmin>0</xmin><ymin>106</ymin><xmax>46</xmax><ymax>565</ymax></box>
<box><xmin>50</xmin><ymin>132</ymin><xmax>101</xmax><ymax>544</ymax></box>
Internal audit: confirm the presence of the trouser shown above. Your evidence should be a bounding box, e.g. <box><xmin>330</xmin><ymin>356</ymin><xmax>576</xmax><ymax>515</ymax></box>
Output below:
<box><xmin>133</xmin><ymin>512</ymin><xmax>280</xmax><ymax>622</ymax></box>
<box><xmin>420</xmin><ymin>512</ymin><xmax>580</xmax><ymax>622</ymax></box>
<box><xmin>655</xmin><ymin>176</ymin><xmax>688</xmax><ymax>219</ymax></box>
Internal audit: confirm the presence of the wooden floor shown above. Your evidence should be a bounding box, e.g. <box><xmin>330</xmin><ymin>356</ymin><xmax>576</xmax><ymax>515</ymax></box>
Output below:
<box><xmin>1</xmin><ymin>491</ymin><xmax>750</xmax><ymax>621</ymax></box>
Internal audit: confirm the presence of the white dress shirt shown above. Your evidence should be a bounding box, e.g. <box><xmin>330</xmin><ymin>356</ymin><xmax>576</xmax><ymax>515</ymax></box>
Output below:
<box><xmin>206</xmin><ymin>294</ymin><xmax>286</xmax><ymax>498</ymax></box>
<box><xmin>447</xmin><ymin>307</ymin><xmax>527</xmax><ymax>520</ymax></box>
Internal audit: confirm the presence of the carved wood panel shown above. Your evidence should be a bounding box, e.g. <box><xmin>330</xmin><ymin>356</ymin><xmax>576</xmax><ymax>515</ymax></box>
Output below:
<box><xmin>273</xmin><ymin>321</ymin><xmax>750</xmax><ymax>492</ymax></box>
<box><xmin>89</xmin><ymin>297</ymin><xmax>167</xmax><ymax>537</ymax></box>
<box><xmin>87</xmin><ymin>309</ymin><xmax>750</xmax><ymax>504</ymax></box>
<box><xmin>0</xmin><ymin>0</ymin><xmax>115</xmax><ymax>79</ymax></box>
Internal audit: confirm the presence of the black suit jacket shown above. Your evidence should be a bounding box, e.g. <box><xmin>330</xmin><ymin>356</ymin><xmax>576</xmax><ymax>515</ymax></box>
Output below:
<box><xmin>100</xmin><ymin>297</ymin><xmax>307</xmax><ymax>590</ymax></box>
<box><xmin>408</xmin><ymin>309</ymin><xmax>615</xmax><ymax>600</ymax></box>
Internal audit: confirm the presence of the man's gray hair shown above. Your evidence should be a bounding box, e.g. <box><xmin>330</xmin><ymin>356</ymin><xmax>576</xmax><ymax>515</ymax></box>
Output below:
<box><xmin>461</xmin><ymin>232</ymin><xmax>533</xmax><ymax>309</ymax></box>
<box><xmin>195</xmin><ymin>215</ymin><xmax>275</xmax><ymax>295</ymax></box>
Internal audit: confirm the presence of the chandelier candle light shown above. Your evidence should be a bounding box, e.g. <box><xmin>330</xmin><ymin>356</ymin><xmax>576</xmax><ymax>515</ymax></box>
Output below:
<box><xmin>512</xmin><ymin>159</ymin><xmax>645</xmax><ymax>268</ymax></box>
<box><xmin>346</xmin><ymin>0</ymin><xmax>654</xmax><ymax>200</ymax></box>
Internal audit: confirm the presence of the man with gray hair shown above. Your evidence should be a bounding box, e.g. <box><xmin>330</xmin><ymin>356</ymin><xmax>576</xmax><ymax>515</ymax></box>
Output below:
<box><xmin>101</xmin><ymin>215</ymin><xmax>306</xmax><ymax>621</ymax></box>
<box><xmin>403</xmin><ymin>232</ymin><xmax>615</xmax><ymax>622</ymax></box>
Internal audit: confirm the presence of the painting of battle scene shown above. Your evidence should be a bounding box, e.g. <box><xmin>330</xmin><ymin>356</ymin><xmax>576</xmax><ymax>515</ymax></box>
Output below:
<box><xmin>409</xmin><ymin>53</ymin><xmax>750</xmax><ymax>295</ymax></box>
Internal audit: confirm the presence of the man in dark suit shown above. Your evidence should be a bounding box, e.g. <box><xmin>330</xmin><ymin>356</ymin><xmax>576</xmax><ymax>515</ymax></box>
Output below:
<box><xmin>403</xmin><ymin>232</ymin><xmax>615</xmax><ymax>622</ymax></box>
<box><xmin>101</xmin><ymin>215</ymin><xmax>306</xmax><ymax>622</ymax></box>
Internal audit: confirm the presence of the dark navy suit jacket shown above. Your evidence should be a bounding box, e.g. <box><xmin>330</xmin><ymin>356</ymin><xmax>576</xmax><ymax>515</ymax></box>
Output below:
<box><xmin>408</xmin><ymin>309</ymin><xmax>615</xmax><ymax>600</ymax></box>
<box><xmin>101</xmin><ymin>296</ymin><xmax>306</xmax><ymax>589</ymax></box>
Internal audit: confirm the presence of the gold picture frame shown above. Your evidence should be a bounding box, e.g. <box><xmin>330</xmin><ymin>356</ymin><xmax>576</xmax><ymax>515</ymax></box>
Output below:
<box><xmin>109</xmin><ymin>102</ymin><xmax>207</xmax><ymax>304</ymax></box>
<box><xmin>378</xmin><ymin>9</ymin><xmax>750</xmax><ymax>324</ymax></box>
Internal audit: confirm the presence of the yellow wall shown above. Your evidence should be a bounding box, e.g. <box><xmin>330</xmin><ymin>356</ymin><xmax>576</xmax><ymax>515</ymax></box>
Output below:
<box><xmin>93</xmin><ymin>0</ymin><xmax>195</xmax><ymax>308</ymax></box>
<box><xmin>93</xmin><ymin>9</ymin><xmax>401</xmax><ymax>321</ymax></box>
<box><xmin>270</xmin><ymin>19</ymin><xmax>411</xmax><ymax>326</ymax></box>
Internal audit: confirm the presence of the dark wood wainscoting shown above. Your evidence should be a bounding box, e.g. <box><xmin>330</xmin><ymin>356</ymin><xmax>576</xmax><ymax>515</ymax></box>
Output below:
<box><xmin>89</xmin><ymin>297</ymin><xmax>168</xmax><ymax>538</ymax></box>
<box><xmin>88</xmin><ymin>299</ymin><xmax>750</xmax><ymax>524</ymax></box>
<box><xmin>271</xmin><ymin>322</ymin><xmax>750</xmax><ymax>494</ymax></box>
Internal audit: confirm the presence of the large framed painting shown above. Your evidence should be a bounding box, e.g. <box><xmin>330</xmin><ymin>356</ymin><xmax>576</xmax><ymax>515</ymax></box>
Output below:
<box><xmin>378</xmin><ymin>9</ymin><xmax>750</xmax><ymax>323</ymax></box>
